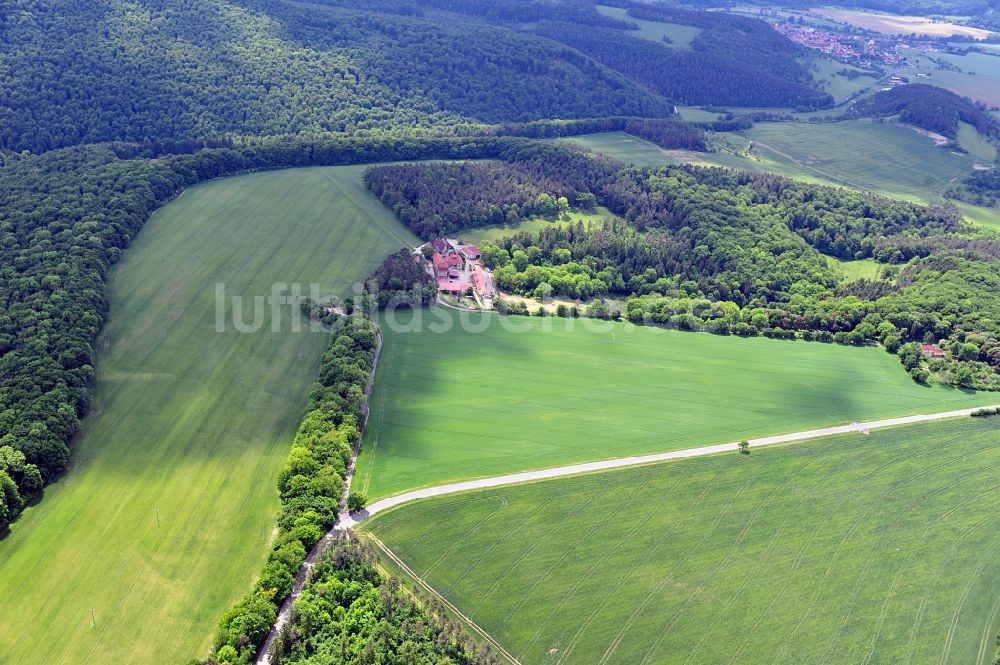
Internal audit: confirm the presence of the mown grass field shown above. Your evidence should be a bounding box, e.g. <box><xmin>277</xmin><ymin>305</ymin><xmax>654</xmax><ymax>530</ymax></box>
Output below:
<box><xmin>353</xmin><ymin>307</ymin><xmax>996</xmax><ymax>501</ymax></box>
<box><xmin>365</xmin><ymin>418</ymin><xmax>1000</xmax><ymax>665</ymax></box>
<box><xmin>0</xmin><ymin>166</ymin><xmax>417</xmax><ymax>664</ymax></box>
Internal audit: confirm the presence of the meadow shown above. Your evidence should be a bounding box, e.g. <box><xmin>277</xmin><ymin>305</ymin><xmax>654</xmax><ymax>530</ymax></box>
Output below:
<box><xmin>595</xmin><ymin>4</ymin><xmax>702</xmax><ymax>47</ymax></box>
<box><xmin>807</xmin><ymin>57</ymin><xmax>879</xmax><ymax>103</ymax></box>
<box><xmin>904</xmin><ymin>49</ymin><xmax>1000</xmax><ymax>108</ymax></box>
<box><xmin>352</xmin><ymin>307</ymin><xmax>997</xmax><ymax>501</ymax></box>
<box><xmin>365</xmin><ymin>417</ymin><xmax>1000</xmax><ymax>665</ymax></box>
<box><xmin>828</xmin><ymin>256</ymin><xmax>883</xmax><ymax>282</ymax></box>
<box><xmin>0</xmin><ymin>166</ymin><xmax>417</xmax><ymax>664</ymax></box>
<box><xmin>562</xmin><ymin>120</ymin><xmax>983</xmax><ymax>206</ymax></box>
<box><xmin>457</xmin><ymin>206</ymin><xmax>620</xmax><ymax>245</ymax></box>
<box><xmin>955</xmin><ymin>201</ymin><xmax>1000</xmax><ymax>230</ymax></box>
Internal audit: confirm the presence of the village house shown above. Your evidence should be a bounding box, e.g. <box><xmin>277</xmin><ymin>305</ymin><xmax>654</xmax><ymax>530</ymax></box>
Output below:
<box><xmin>432</xmin><ymin>252</ymin><xmax>449</xmax><ymax>278</ymax></box>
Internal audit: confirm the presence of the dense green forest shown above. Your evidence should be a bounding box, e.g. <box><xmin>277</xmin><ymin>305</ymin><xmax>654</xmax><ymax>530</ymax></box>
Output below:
<box><xmin>849</xmin><ymin>85</ymin><xmax>1000</xmax><ymax>139</ymax></box>
<box><xmin>261</xmin><ymin>533</ymin><xmax>497</xmax><ymax>665</ymax></box>
<box><xmin>950</xmin><ymin>166</ymin><xmax>1000</xmax><ymax>206</ymax></box>
<box><xmin>0</xmin><ymin>0</ymin><xmax>669</xmax><ymax>153</ymax></box>
<box><xmin>0</xmin><ymin>0</ymin><xmax>838</xmax><ymax>155</ymax></box>
<box><xmin>532</xmin><ymin>5</ymin><xmax>833</xmax><ymax>109</ymax></box>
<box><xmin>364</xmin><ymin>249</ymin><xmax>439</xmax><ymax>308</ymax></box>
<box><xmin>366</xmin><ymin>162</ymin><xmax>578</xmax><ymax>237</ymax></box>
<box><xmin>367</xmin><ymin>154</ymin><xmax>1000</xmax><ymax>390</ymax></box>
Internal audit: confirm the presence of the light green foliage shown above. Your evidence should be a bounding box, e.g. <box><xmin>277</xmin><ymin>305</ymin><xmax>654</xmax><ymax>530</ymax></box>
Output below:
<box><xmin>366</xmin><ymin>419</ymin><xmax>1000</xmax><ymax>665</ymax></box>
<box><xmin>0</xmin><ymin>166</ymin><xmax>417</xmax><ymax>665</ymax></box>
<box><xmin>353</xmin><ymin>307</ymin><xmax>996</xmax><ymax>501</ymax></box>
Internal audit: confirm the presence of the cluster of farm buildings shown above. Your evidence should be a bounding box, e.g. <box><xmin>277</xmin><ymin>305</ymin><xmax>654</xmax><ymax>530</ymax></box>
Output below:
<box><xmin>424</xmin><ymin>238</ymin><xmax>496</xmax><ymax>307</ymax></box>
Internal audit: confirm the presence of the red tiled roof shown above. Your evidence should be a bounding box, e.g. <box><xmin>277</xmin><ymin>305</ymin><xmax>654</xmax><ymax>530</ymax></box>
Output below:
<box><xmin>460</xmin><ymin>245</ymin><xmax>481</xmax><ymax>258</ymax></box>
<box><xmin>920</xmin><ymin>344</ymin><xmax>946</xmax><ymax>356</ymax></box>
<box><xmin>445</xmin><ymin>253</ymin><xmax>463</xmax><ymax>267</ymax></box>
<box><xmin>432</xmin><ymin>253</ymin><xmax>449</xmax><ymax>273</ymax></box>
<box><xmin>472</xmin><ymin>265</ymin><xmax>487</xmax><ymax>291</ymax></box>
<box><xmin>437</xmin><ymin>277</ymin><xmax>470</xmax><ymax>292</ymax></box>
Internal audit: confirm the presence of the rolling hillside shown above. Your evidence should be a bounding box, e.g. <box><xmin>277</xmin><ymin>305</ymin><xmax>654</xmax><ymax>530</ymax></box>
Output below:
<box><xmin>0</xmin><ymin>0</ymin><xmax>670</xmax><ymax>153</ymax></box>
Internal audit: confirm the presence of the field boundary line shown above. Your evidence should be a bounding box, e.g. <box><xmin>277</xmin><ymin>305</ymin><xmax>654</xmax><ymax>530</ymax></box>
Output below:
<box><xmin>367</xmin><ymin>534</ymin><xmax>523</xmax><ymax>665</ymax></box>
<box><xmin>339</xmin><ymin>404</ymin><xmax>1000</xmax><ymax>530</ymax></box>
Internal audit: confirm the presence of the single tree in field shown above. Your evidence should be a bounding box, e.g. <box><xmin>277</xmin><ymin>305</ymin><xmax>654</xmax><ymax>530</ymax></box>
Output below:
<box><xmin>347</xmin><ymin>492</ymin><xmax>367</xmax><ymax>513</ymax></box>
<box><xmin>739</xmin><ymin>440</ymin><xmax>750</xmax><ymax>455</ymax></box>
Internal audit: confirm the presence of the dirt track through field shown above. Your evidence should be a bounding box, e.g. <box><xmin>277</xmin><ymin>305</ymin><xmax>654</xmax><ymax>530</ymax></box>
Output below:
<box><xmin>257</xmin><ymin>403</ymin><xmax>999</xmax><ymax>664</ymax></box>
<box><xmin>340</xmin><ymin>404</ymin><xmax>1000</xmax><ymax>529</ymax></box>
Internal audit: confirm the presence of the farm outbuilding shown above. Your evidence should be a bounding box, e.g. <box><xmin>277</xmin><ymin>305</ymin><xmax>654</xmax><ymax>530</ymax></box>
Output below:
<box><xmin>920</xmin><ymin>343</ymin><xmax>946</xmax><ymax>358</ymax></box>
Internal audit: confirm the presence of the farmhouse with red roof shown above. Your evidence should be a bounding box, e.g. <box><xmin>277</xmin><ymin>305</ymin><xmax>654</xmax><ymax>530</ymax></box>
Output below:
<box><xmin>920</xmin><ymin>343</ymin><xmax>946</xmax><ymax>358</ymax></box>
<box><xmin>431</xmin><ymin>253</ymin><xmax>449</xmax><ymax>277</ymax></box>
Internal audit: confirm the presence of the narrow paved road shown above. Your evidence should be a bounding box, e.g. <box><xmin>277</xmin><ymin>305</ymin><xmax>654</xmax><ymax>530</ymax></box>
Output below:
<box><xmin>338</xmin><ymin>404</ymin><xmax>999</xmax><ymax>529</ymax></box>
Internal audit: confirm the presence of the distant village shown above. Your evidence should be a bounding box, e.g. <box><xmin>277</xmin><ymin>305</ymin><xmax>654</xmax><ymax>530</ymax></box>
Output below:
<box><xmin>773</xmin><ymin>21</ymin><xmax>909</xmax><ymax>67</ymax></box>
<box><xmin>422</xmin><ymin>238</ymin><xmax>496</xmax><ymax>309</ymax></box>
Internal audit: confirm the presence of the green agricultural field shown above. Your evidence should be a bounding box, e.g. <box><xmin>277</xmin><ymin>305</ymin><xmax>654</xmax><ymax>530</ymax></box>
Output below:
<box><xmin>675</xmin><ymin>106</ymin><xmax>724</xmax><ymax>122</ymax></box>
<box><xmin>457</xmin><ymin>207</ymin><xmax>620</xmax><ymax>245</ymax></box>
<box><xmin>365</xmin><ymin>418</ymin><xmax>1000</xmax><ymax>665</ymax></box>
<box><xmin>557</xmin><ymin>132</ymin><xmax>763</xmax><ymax>172</ymax></box>
<box><xmin>563</xmin><ymin>119</ymin><xmax>983</xmax><ymax>206</ymax></box>
<box><xmin>905</xmin><ymin>50</ymin><xmax>1000</xmax><ymax>107</ymax></box>
<box><xmin>806</xmin><ymin>57</ymin><xmax>878</xmax><ymax>103</ymax></box>
<box><xmin>814</xmin><ymin>7</ymin><xmax>993</xmax><ymax>39</ymax></box>
<box><xmin>957</xmin><ymin>121</ymin><xmax>998</xmax><ymax>162</ymax></box>
<box><xmin>595</xmin><ymin>4</ymin><xmax>702</xmax><ymax>47</ymax></box>
<box><xmin>955</xmin><ymin>201</ymin><xmax>1000</xmax><ymax>230</ymax></box>
<box><xmin>742</xmin><ymin>120</ymin><xmax>981</xmax><ymax>202</ymax></box>
<box><xmin>352</xmin><ymin>307</ymin><xmax>996</xmax><ymax>501</ymax></box>
<box><xmin>0</xmin><ymin>166</ymin><xmax>417</xmax><ymax>664</ymax></box>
